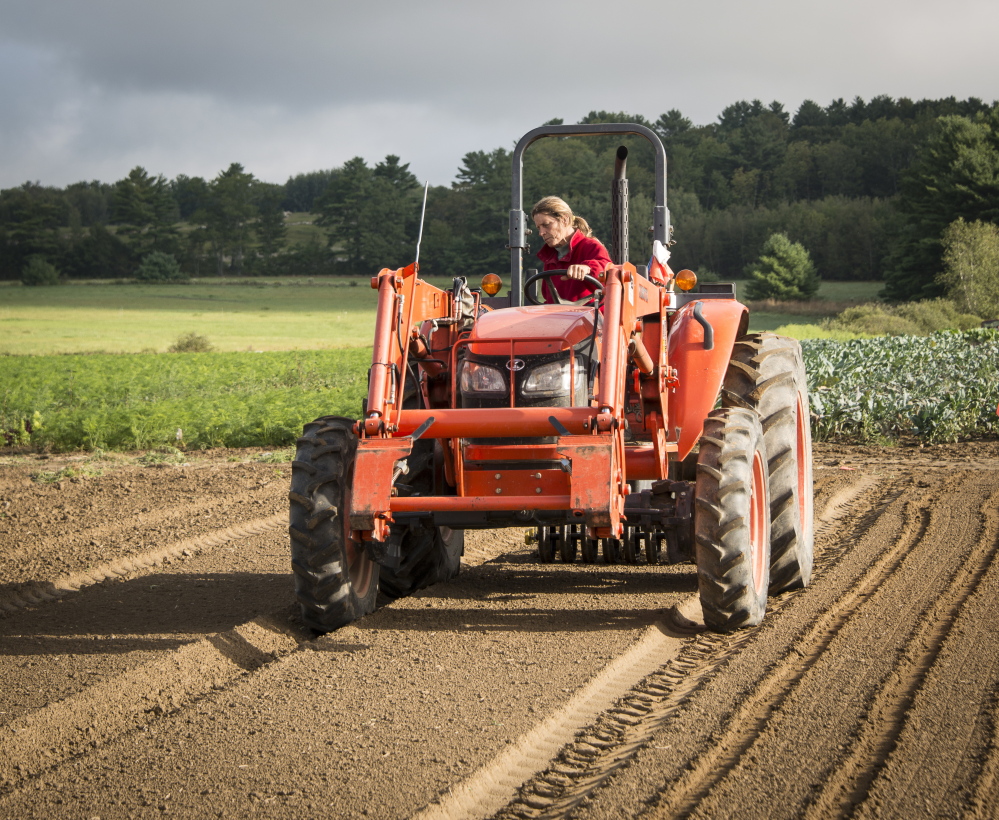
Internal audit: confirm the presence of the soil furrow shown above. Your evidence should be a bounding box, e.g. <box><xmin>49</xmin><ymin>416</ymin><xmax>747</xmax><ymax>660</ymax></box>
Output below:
<box><xmin>664</xmin><ymin>470</ymin><xmax>993</xmax><ymax>820</ymax></box>
<box><xmin>0</xmin><ymin>514</ymin><xmax>285</xmax><ymax>617</ymax></box>
<box><xmin>2</xmin><ymin>444</ymin><xmax>998</xmax><ymax>818</ymax></box>
<box><xmin>560</xmin><ymin>467</ymin><xmax>992</xmax><ymax>820</ymax></box>
<box><xmin>0</xmin><ymin>614</ymin><xmax>303</xmax><ymax>795</ymax></box>
<box><xmin>842</xmin><ymin>485</ymin><xmax>999</xmax><ymax>819</ymax></box>
<box><xmin>489</xmin><ymin>472</ymin><xmax>893</xmax><ymax>820</ymax></box>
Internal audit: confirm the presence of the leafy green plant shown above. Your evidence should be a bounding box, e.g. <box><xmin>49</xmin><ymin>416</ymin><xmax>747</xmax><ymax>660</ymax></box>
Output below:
<box><xmin>803</xmin><ymin>329</ymin><xmax>999</xmax><ymax>443</ymax></box>
<box><xmin>32</xmin><ymin>464</ymin><xmax>104</xmax><ymax>484</ymax></box>
<box><xmin>0</xmin><ymin>349</ymin><xmax>369</xmax><ymax>451</ymax></box>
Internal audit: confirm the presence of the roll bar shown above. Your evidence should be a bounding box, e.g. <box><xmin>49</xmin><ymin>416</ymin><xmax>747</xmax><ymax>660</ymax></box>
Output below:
<box><xmin>508</xmin><ymin>123</ymin><xmax>670</xmax><ymax>306</ymax></box>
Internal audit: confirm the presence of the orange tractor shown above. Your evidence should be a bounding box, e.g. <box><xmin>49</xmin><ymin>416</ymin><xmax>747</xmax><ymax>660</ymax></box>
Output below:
<box><xmin>290</xmin><ymin>123</ymin><xmax>814</xmax><ymax>633</ymax></box>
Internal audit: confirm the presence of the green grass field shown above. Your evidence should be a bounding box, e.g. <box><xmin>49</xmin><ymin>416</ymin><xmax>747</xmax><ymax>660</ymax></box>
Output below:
<box><xmin>1</xmin><ymin>277</ymin><xmax>882</xmax><ymax>355</ymax></box>
<box><xmin>0</xmin><ymin>278</ymin><xmax>386</xmax><ymax>355</ymax></box>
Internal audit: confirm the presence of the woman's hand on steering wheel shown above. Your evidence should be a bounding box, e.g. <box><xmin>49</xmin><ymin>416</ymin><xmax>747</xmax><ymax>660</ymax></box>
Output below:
<box><xmin>523</xmin><ymin>269</ymin><xmax>603</xmax><ymax>306</ymax></box>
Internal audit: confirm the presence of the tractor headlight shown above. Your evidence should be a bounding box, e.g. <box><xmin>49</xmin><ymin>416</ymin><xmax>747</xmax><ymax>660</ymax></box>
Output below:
<box><xmin>460</xmin><ymin>361</ymin><xmax>506</xmax><ymax>394</ymax></box>
<box><xmin>522</xmin><ymin>361</ymin><xmax>571</xmax><ymax>395</ymax></box>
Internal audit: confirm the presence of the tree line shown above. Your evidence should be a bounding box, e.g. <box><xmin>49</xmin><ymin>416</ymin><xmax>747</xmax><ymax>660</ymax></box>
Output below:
<box><xmin>2</xmin><ymin>95</ymin><xmax>997</xmax><ymax>303</ymax></box>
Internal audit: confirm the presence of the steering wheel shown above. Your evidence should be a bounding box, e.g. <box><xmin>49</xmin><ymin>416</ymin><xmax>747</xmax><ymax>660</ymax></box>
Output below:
<box><xmin>523</xmin><ymin>269</ymin><xmax>604</xmax><ymax>306</ymax></box>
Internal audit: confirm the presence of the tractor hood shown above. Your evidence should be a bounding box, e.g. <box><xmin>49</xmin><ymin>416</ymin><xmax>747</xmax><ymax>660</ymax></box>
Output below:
<box><xmin>467</xmin><ymin>305</ymin><xmax>599</xmax><ymax>357</ymax></box>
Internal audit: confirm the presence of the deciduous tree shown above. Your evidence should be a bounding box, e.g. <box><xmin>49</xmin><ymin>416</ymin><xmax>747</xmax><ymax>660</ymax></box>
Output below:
<box><xmin>939</xmin><ymin>218</ymin><xmax>999</xmax><ymax>318</ymax></box>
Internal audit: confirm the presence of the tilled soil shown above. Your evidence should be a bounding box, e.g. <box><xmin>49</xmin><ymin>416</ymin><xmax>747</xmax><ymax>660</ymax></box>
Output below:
<box><xmin>1</xmin><ymin>441</ymin><xmax>999</xmax><ymax>819</ymax></box>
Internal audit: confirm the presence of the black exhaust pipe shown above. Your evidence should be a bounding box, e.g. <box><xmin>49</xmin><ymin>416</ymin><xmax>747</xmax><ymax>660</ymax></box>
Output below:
<box><xmin>611</xmin><ymin>146</ymin><xmax>629</xmax><ymax>265</ymax></box>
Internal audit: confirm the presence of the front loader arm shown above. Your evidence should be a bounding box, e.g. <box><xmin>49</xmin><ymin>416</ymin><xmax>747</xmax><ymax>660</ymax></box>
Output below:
<box><xmin>363</xmin><ymin>264</ymin><xmax>452</xmax><ymax>437</ymax></box>
<box><xmin>353</xmin><ymin>265</ymin><xmax>452</xmax><ymax>542</ymax></box>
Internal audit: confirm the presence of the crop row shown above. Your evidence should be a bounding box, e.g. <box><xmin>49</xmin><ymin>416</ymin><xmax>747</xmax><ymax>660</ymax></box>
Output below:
<box><xmin>801</xmin><ymin>328</ymin><xmax>999</xmax><ymax>443</ymax></box>
<box><xmin>0</xmin><ymin>349</ymin><xmax>369</xmax><ymax>451</ymax></box>
<box><xmin>2</xmin><ymin>330</ymin><xmax>997</xmax><ymax>452</ymax></box>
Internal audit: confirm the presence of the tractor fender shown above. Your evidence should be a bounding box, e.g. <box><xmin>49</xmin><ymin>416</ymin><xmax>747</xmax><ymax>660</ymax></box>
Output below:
<box><xmin>667</xmin><ymin>299</ymin><xmax>749</xmax><ymax>460</ymax></box>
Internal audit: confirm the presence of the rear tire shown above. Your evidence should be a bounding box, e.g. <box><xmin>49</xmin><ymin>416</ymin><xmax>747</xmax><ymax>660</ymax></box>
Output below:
<box><xmin>722</xmin><ymin>333</ymin><xmax>814</xmax><ymax>594</ymax></box>
<box><xmin>290</xmin><ymin>416</ymin><xmax>378</xmax><ymax>632</ymax></box>
<box><xmin>379</xmin><ymin>524</ymin><xmax>463</xmax><ymax>600</ymax></box>
<box><xmin>694</xmin><ymin>407</ymin><xmax>771</xmax><ymax>631</ymax></box>
<box><xmin>379</xmin><ymin>438</ymin><xmax>463</xmax><ymax>599</ymax></box>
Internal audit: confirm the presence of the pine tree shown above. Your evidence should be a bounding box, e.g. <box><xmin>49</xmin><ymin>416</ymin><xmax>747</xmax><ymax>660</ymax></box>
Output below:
<box><xmin>744</xmin><ymin>233</ymin><xmax>819</xmax><ymax>300</ymax></box>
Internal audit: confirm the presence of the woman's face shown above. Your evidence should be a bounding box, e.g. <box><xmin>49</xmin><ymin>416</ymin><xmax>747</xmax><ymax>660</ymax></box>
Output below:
<box><xmin>533</xmin><ymin>213</ymin><xmax>572</xmax><ymax>248</ymax></box>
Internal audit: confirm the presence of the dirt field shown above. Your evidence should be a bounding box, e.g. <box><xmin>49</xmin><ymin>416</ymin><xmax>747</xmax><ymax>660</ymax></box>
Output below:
<box><xmin>2</xmin><ymin>441</ymin><xmax>999</xmax><ymax>819</ymax></box>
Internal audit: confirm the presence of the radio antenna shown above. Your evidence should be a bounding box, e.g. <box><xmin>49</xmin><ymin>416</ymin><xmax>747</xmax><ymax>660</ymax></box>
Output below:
<box><xmin>414</xmin><ymin>181</ymin><xmax>429</xmax><ymax>268</ymax></box>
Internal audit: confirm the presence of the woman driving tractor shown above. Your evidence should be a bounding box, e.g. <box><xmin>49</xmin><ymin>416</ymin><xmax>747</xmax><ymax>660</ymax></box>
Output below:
<box><xmin>532</xmin><ymin>196</ymin><xmax>611</xmax><ymax>304</ymax></box>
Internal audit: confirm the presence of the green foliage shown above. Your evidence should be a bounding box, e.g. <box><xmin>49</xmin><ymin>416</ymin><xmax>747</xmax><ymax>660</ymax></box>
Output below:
<box><xmin>675</xmin><ymin>196</ymin><xmax>900</xmax><ymax>281</ymax></box>
<box><xmin>20</xmin><ymin>256</ymin><xmax>61</xmax><ymax>286</ymax></box>
<box><xmin>939</xmin><ymin>218</ymin><xmax>999</xmax><ymax>318</ymax></box>
<box><xmin>826</xmin><ymin>298</ymin><xmax>982</xmax><ymax>336</ymax></box>
<box><xmin>196</xmin><ymin>162</ymin><xmax>259</xmax><ymax>276</ymax></box>
<box><xmin>168</xmin><ymin>332</ymin><xmax>215</xmax><ymax>353</ymax></box>
<box><xmin>883</xmin><ymin>108</ymin><xmax>999</xmax><ymax>300</ymax></box>
<box><xmin>744</xmin><ymin>233</ymin><xmax>819</xmax><ymax>300</ymax></box>
<box><xmin>0</xmin><ymin>349</ymin><xmax>370</xmax><ymax>451</ymax></box>
<box><xmin>803</xmin><ymin>330</ymin><xmax>999</xmax><ymax>442</ymax></box>
<box><xmin>315</xmin><ymin>155</ymin><xmax>421</xmax><ymax>275</ymax></box>
<box><xmin>136</xmin><ymin>251</ymin><xmax>187</xmax><ymax>282</ymax></box>
<box><xmin>63</xmin><ymin>223</ymin><xmax>134</xmax><ymax>279</ymax></box>
<box><xmin>112</xmin><ymin>166</ymin><xmax>180</xmax><ymax>261</ymax></box>
<box><xmin>3</xmin><ymin>94</ymin><xmax>998</xmax><ymax>287</ymax></box>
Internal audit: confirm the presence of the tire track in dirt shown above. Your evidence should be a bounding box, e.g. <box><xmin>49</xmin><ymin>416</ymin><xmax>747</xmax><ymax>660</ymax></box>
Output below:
<box><xmin>834</xmin><ymin>484</ymin><xmax>999</xmax><ymax>819</ymax></box>
<box><xmin>641</xmin><ymin>468</ymin><xmax>997</xmax><ymax>820</ymax></box>
<box><xmin>0</xmin><ymin>523</ymin><xmax>529</xmax><ymax>800</ymax></box>
<box><xmin>0</xmin><ymin>614</ymin><xmax>302</xmax><ymax>794</ymax></box>
<box><xmin>490</xmin><ymin>465</ymin><xmax>994</xmax><ymax>820</ymax></box>
<box><xmin>413</xmin><ymin>602</ymin><xmax>703</xmax><ymax>820</ymax></box>
<box><xmin>643</xmin><ymin>484</ymin><xmax>935</xmax><ymax>819</ymax></box>
<box><xmin>0</xmin><ymin>514</ymin><xmax>285</xmax><ymax>618</ymax></box>
<box><xmin>427</xmin><ymin>471</ymin><xmax>885</xmax><ymax>820</ymax></box>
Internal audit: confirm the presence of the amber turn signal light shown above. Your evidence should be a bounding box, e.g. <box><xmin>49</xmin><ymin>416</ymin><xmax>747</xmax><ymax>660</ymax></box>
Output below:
<box><xmin>481</xmin><ymin>273</ymin><xmax>503</xmax><ymax>296</ymax></box>
<box><xmin>675</xmin><ymin>269</ymin><xmax>698</xmax><ymax>291</ymax></box>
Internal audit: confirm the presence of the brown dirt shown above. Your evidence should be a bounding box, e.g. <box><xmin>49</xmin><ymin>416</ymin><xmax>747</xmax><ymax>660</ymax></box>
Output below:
<box><xmin>1</xmin><ymin>441</ymin><xmax>999</xmax><ymax>818</ymax></box>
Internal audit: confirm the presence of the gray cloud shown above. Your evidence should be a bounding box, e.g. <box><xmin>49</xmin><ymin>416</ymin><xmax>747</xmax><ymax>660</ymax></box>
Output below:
<box><xmin>0</xmin><ymin>0</ymin><xmax>996</xmax><ymax>188</ymax></box>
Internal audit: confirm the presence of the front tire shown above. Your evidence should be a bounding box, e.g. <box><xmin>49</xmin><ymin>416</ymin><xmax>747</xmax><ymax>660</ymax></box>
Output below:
<box><xmin>722</xmin><ymin>333</ymin><xmax>814</xmax><ymax>594</ymax></box>
<box><xmin>694</xmin><ymin>407</ymin><xmax>771</xmax><ymax>631</ymax></box>
<box><xmin>290</xmin><ymin>416</ymin><xmax>378</xmax><ymax>632</ymax></box>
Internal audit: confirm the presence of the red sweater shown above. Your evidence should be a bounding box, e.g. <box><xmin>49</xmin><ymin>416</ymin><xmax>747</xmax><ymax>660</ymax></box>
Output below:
<box><xmin>536</xmin><ymin>229</ymin><xmax>612</xmax><ymax>303</ymax></box>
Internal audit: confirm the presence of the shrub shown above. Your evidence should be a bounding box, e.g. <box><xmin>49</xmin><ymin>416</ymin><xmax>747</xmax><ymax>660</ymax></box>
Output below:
<box><xmin>136</xmin><ymin>252</ymin><xmax>188</xmax><ymax>282</ymax></box>
<box><xmin>826</xmin><ymin>298</ymin><xmax>981</xmax><ymax>336</ymax></box>
<box><xmin>744</xmin><ymin>233</ymin><xmax>819</xmax><ymax>301</ymax></box>
<box><xmin>20</xmin><ymin>257</ymin><xmax>61</xmax><ymax>287</ymax></box>
<box><xmin>168</xmin><ymin>332</ymin><xmax>215</xmax><ymax>353</ymax></box>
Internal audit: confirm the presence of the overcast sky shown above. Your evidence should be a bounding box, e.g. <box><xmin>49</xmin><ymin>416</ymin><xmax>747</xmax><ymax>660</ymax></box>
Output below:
<box><xmin>1</xmin><ymin>0</ymin><xmax>996</xmax><ymax>190</ymax></box>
